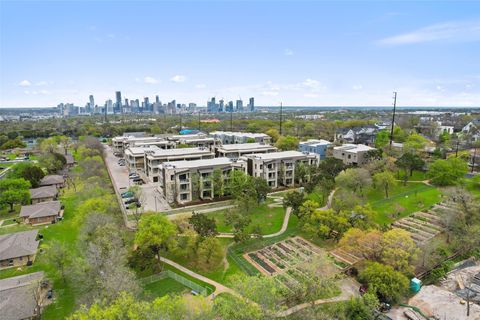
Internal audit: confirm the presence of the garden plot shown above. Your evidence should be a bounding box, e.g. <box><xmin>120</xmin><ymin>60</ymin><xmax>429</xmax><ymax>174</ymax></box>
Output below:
<box><xmin>243</xmin><ymin>236</ymin><xmax>329</xmax><ymax>277</ymax></box>
<box><xmin>391</xmin><ymin>202</ymin><xmax>458</xmax><ymax>244</ymax></box>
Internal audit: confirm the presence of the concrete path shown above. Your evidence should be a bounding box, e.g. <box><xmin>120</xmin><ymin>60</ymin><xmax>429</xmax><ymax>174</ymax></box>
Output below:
<box><xmin>276</xmin><ymin>278</ymin><xmax>360</xmax><ymax>317</ymax></box>
<box><xmin>159</xmin><ymin>256</ymin><xmax>236</xmax><ymax>296</ymax></box>
<box><xmin>216</xmin><ymin>207</ymin><xmax>292</xmax><ymax>239</ymax></box>
<box><xmin>319</xmin><ymin>188</ymin><xmax>337</xmax><ymax>210</ymax></box>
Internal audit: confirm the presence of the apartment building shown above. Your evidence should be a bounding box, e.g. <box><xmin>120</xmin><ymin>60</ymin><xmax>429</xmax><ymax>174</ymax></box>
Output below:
<box><xmin>214</xmin><ymin>143</ymin><xmax>277</xmax><ymax>159</ymax></box>
<box><xmin>145</xmin><ymin>147</ymin><xmax>214</xmax><ymax>182</ymax></box>
<box><xmin>209</xmin><ymin>131</ymin><xmax>271</xmax><ymax>144</ymax></box>
<box><xmin>112</xmin><ymin>135</ymin><xmax>174</xmax><ymax>155</ymax></box>
<box><xmin>245</xmin><ymin>151</ymin><xmax>319</xmax><ymax>188</ymax></box>
<box><xmin>298</xmin><ymin>139</ymin><xmax>331</xmax><ymax>160</ymax></box>
<box><xmin>332</xmin><ymin>144</ymin><xmax>376</xmax><ymax>165</ymax></box>
<box><xmin>159</xmin><ymin>157</ymin><xmax>247</xmax><ymax>204</ymax></box>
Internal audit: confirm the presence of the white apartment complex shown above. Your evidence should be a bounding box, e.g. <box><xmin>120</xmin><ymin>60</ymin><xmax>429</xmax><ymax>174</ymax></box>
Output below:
<box><xmin>210</xmin><ymin>131</ymin><xmax>271</xmax><ymax>144</ymax></box>
<box><xmin>112</xmin><ymin>136</ymin><xmax>174</xmax><ymax>155</ymax></box>
<box><xmin>332</xmin><ymin>144</ymin><xmax>376</xmax><ymax>165</ymax></box>
<box><xmin>159</xmin><ymin>157</ymin><xmax>247</xmax><ymax>204</ymax></box>
<box><xmin>214</xmin><ymin>143</ymin><xmax>277</xmax><ymax>159</ymax></box>
<box><xmin>245</xmin><ymin>151</ymin><xmax>319</xmax><ymax>188</ymax></box>
<box><xmin>145</xmin><ymin>147</ymin><xmax>214</xmax><ymax>182</ymax></box>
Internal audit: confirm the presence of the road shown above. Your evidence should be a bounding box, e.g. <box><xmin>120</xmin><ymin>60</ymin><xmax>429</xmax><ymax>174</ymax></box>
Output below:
<box><xmin>103</xmin><ymin>145</ymin><xmax>171</xmax><ymax>213</ymax></box>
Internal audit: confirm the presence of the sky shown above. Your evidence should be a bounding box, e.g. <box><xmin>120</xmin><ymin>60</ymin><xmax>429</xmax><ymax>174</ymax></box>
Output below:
<box><xmin>1</xmin><ymin>1</ymin><xmax>480</xmax><ymax>108</ymax></box>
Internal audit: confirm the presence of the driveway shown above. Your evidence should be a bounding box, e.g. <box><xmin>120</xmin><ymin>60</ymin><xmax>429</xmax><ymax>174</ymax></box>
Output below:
<box><xmin>103</xmin><ymin>145</ymin><xmax>171</xmax><ymax>213</ymax></box>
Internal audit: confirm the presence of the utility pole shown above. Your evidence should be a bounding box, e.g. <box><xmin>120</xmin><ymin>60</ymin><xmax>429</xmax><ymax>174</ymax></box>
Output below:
<box><xmin>471</xmin><ymin>145</ymin><xmax>477</xmax><ymax>173</ymax></box>
<box><xmin>279</xmin><ymin>102</ymin><xmax>283</xmax><ymax>135</ymax></box>
<box><xmin>389</xmin><ymin>92</ymin><xmax>397</xmax><ymax>149</ymax></box>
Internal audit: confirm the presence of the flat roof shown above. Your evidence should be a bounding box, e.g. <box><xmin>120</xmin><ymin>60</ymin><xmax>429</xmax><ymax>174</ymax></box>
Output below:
<box><xmin>300</xmin><ymin>139</ymin><xmax>332</xmax><ymax>147</ymax></box>
<box><xmin>333</xmin><ymin>144</ymin><xmax>375</xmax><ymax>153</ymax></box>
<box><xmin>147</xmin><ymin>147</ymin><xmax>213</xmax><ymax>159</ymax></box>
<box><xmin>125</xmin><ymin>145</ymin><xmax>160</xmax><ymax>156</ymax></box>
<box><xmin>210</xmin><ymin>131</ymin><xmax>269</xmax><ymax>138</ymax></box>
<box><xmin>216</xmin><ymin>143</ymin><xmax>277</xmax><ymax>151</ymax></box>
<box><xmin>160</xmin><ymin>157</ymin><xmax>245</xmax><ymax>170</ymax></box>
<box><xmin>246</xmin><ymin>150</ymin><xmax>317</xmax><ymax>160</ymax></box>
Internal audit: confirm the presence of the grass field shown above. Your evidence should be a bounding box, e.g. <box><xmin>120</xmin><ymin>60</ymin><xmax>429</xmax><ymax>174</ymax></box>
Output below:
<box><xmin>143</xmin><ymin>277</ymin><xmax>189</xmax><ymax>298</ymax></box>
<box><xmin>366</xmin><ymin>182</ymin><xmax>442</xmax><ymax>225</ymax></box>
<box><xmin>205</xmin><ymin>200</ymin><xmax>286</xmax><ymax>235</ymax></box>
<box><xmin>395</xmin><ymin>170</ymin><xmax>427</xmax><ymax>182</ymax></box>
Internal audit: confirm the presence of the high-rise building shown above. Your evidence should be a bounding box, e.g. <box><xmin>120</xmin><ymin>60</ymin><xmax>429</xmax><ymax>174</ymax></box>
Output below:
<box><xmin>207</xmin><ymin>97</ymin><xmax>217</xmax><ymax>113</ymax></box>
<box><xmin>249</xmin><ymin>97</ymin><xmax>255</xmax><ymax>112</ymax></box>
<box><xmin>227</xmin><ymin>101</ymin><xmax>234</xmax><ymax>112</ymax></box>
<box><xmin>155</xmin><ymin>95</ymin><xmax>160</xmax><ymax>104</ymax></box>
<box><xmin>88</xmin><ymin>95</ymin><xmax>95</xmax><ymax>113</ymax></box>
<box><xmin>236</xmin><ymin>99</ymin><xmax>243</xmax><ymax>112</ymax></box>
<box><xmin>115</xmin><ymin>91</ymin><xmax>122</xmax><ymax>113</ymax></box>
<box><xmin>219</xmin><ymin>99</ymin><xmax>224</xmax><ymax>112</ymax></box>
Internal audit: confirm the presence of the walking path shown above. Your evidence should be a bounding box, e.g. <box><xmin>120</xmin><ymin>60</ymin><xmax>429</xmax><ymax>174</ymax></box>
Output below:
<box><xmin>159</xmin><ymin>257</ymin><xmax>237</xmax><ymax>296</ymax></box>
<box><xmin>276</xmin><ymin>278</ymin><xmax>360</xmax><ymax>317</ymax></box>
<box><xmin>319</xmin><ymin>188</ymin><xmax>336</xmax><ymax>210</ymax></box>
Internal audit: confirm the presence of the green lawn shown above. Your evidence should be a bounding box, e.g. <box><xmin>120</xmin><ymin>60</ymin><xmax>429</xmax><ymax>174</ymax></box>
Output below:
<box><xmin>205</xmin><ymin>201</ymin><xmax>286</xmax><ymax>235</ymax></box>
<box><xmin>395</xmin><ymin>170</ymin><xmax>427</xmax><ymax>182</ymax></box>
<box><xmin>143</xmin><ymin>277</ymin><xmax>189</xmax><ymax>298</ymax></box>
<box><xmin>464</xmin><ymin>178</ymin><xmax>480</xmax><ymax>199</ymax></box>
<box><xmin>305</xmin><ymin>187</ymin><xmax>328</xmax><ymax>207</ymax></box>
<box><xmin>365</xmin><ymin>182</ymin><xmax>442</xmax><ymax>225</ymax></box>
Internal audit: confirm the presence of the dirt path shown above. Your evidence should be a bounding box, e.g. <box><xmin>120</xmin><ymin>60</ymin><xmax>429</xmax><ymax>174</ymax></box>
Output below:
<box><xmin>319</xmin><ymin>188</ymin><xmax>337</xmax><ymax>210</ymax></box>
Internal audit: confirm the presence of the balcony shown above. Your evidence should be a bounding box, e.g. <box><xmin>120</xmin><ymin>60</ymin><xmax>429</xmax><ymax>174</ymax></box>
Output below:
<box><xmin>179</xmin><ymin>179</ymin><xmax>190</xmax><ymax>184</ymax></box>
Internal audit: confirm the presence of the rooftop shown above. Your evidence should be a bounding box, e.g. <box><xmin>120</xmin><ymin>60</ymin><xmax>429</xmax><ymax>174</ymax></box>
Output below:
<box><xmin>0</xmin><ymin>271</ymin><xmax>45</xmax><ymax>320</ymax></box>
<box><xmin>246</xmin><ymin>150</ymin><xmax>317</xmax><ymax>160</ymax></box>
<box><xmin>29</xmin><ymin>186</ymin><xmax>58</xmax><ymax>199</ymax></box>
<box><xmin>161</xmin><ymin>157</ymin><xmax>245</xmax><ymax>170</ymax></box>
<box><xmin>216</xmin><ymin>143</ymin><xmax>277</xmax><ymax>151</ymax></box>
<box><xmin>210</xmin><ymin>131</ymin><xmax>270</xmax><ymax>138</ymax></box>
<box><xmin>299</xmin><ymin>139</ymin><xmax>332</xmax><ymax>147</ymax></box>
<box><xmin>334</xmin><ymin>144</ymin><xmax>375</xmax><ymax>153</ymax></box>
<box><xmin>20</xmin><ymin>201</ymin><xmax>61</xmax><ymax>219</ymax></box>
<box><xmin>0</xmin><ymin>230</ymin><xmax>39</xmax><ymax>261</ymax></box>
<box><xmin>147</xmin><ymin>147</ymin><xmax>212</xmax><ymax>159</ymax></box>
<box><xmin>39</xmin><ymin>175</ymin><xmax>64</xmax><ymax>186</ymax></box>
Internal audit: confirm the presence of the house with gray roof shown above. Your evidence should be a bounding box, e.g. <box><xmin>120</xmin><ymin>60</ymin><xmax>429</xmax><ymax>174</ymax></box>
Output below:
<box><xmin>39</xmin><ymin>175</ymin><xmax>64</xmax><ymax>188</ymax></box>
<box><xmin>0</xmin><ymin>230</ymin><xmax>39</xmax><ymax>269</ymax></box>
<box><xmin>29</xmin><ymin>186</ymin><xmax>58</xmax><ymax>204</ymax></box>
<box><xmin>0</xmin><ymin>271</ymin><xmax>49</xmax><ymax>320</ymax></box>
<box><xmin>64</xmin><ymin>154</ymin><xmax>75</xmax><ymax>168</ymax></box>
<box><xmin>19</xmin><ymin>201</ymin><xmax>62</xmax><ymax>226</ymax></box>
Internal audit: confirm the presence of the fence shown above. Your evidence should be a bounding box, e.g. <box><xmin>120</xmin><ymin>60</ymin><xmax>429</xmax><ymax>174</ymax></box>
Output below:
<box><xmin>140</xmin><ymin>270</ymin><xmax>212</xmax><ymax>296</ymax></box>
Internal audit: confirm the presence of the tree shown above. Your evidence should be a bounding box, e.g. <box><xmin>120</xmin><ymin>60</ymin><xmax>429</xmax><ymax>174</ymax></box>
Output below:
<box><xmin>428</xmin><ymin>157</ymin><xmax>468</xmax><ymax>186</ymax></box>
<box><xmin>0</xmin><ymin>178</ymin><xmax>31</xmax><ymax>212</ymax></box>
<box><xmin>39</xmin><ymin>152</ymin><xmax>66</xmax><ymax>173</ymax></box>
<box><xmin>252</xmin><ymin>176</ymin><xmax>271</xmax><ymax>203</ymax></box>
<box><xmin>283</xmin><ymin>190</ymin><xmax>305</xmax><ymax>218</ymax></box>
<box><xmin>265</xmin><ymin>128</ymin><xmax>280</xmax><ymax>143</ymax></box>
<box><xmin>403</xmin><ymin>133</ymin><xmax>428</xmax><ymax>154</ymax></box>
<box><xmin>339</xmin><ymin>228</ymin><xmax>383</xmax><ymax>260</ymax></box>
<box><xmin>335</xmin><ymin>168</ymin><xmax>372</xmax><ymax>195</ymax></box>
<box><xmin>189</xmin><ymin>212</ymin><xmax>218</xmax><ymax>237</ymax></box>
<box><xmin>302</xmin><ymin>208</ymin><xmax>350</xmax><ymax>239</ymax></box>
<box><xmin>214</xmin><ymin>294</ymin><xmax>263</xmax><ymax>320</ymax></box>
<box><xmin>359</xmin><ymin>262</ymin><xmax>409</xmax><ymax>303</ymax></box>
<box><xmin>47</xmin><ymin>240</ymin><xmax>71</xmax><ymax>284</ymax></box>
<box><xmin>135</xmin><ymin>214</ymin><xmax>177</xmax><ymax>268</ymax></box>
<box><xmin>7</xmin><ymin>162</ymin><xmax>45</xmax><ymax>188</ymax></box>
<box><xmin>197</xmin><ymin>237</ymin><xmax>224</xmax><ymax>271</ymax></box>
<box><xmin>344</xmin><ymin>298</ymin><xmax>375</xmax><ymax>320</ymax></box>
<box><xmin>395</xmin><ymin>153</ymin><xmax>425</xmax><ymax>185</ymax></box>
<box><xmin>375</xmin><ymin>130</ymin><xmax>390</xmax><ymax>149</ymax></box>
<box><xmin>212</xmin><ymin>169</ymin><xmax>225</xmax><ymax>197</ymax></box>
<box><xmin>381</xmin><ymin>228</ymin><xmax>418</xmax><ymax>274</ymax></box>
<box><xmin>0</xmin><ymin>137</ymin><xmax>27</xmax><ymax>150</ymax></box>
<box><xmin>275</xmin><ymin>135</ymin><xmax>299</xmax><ymax>151</ymax></box>
<box><xmin>373</xmin><ymin>171</ymin><xmax>396</xmax><ymax>198</ymax></box>
<box><xmin>317</xmin><ymin>157</ymin><xmax>345</xmax><ymax>181</ymax></box>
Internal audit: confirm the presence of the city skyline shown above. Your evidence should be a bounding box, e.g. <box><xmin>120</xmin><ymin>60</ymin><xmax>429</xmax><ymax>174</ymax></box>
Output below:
<box><xmin>1</xmin><ymin>1</ymin><xmax>480</xmax><ymax>108</ymax></box>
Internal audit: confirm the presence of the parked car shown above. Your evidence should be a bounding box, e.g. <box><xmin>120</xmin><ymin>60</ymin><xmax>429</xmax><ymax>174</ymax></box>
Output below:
<box><xmin>119</xmin><ymin>162</ymin><xmax>126</xmax><ymax>166</ymax></box>
<box><xmin>129</xmin><ymin>174</ymin><xmax>140</xmax><ymax>179</ymax></box>
<box><xmin>47</xmin><ymin>289</ymin><xmax>53</xmax><ymax>299</ymax></box>
<box><xmin>121</xmin><ymin>191</ymin><xmax>134</xmax><ymax>198</ymax></box>
<box><xmin>132</xmin><ymin>178</ymin><xmax>144</xmax><ymax>185</ymax></box>
<box><xmin>128</xmin><ymin>172</ymin><xmax>138</xmax><ymax>177</ymax></box>
<box><xmin>124</xmin><ymin>198</ymin><xmax>137</xmax><ymax>205</ymax></box>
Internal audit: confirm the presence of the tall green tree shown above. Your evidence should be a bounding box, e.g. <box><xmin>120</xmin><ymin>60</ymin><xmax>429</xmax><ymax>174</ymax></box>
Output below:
<box><xmin>0</xmin><ymin>178</ymin><xmax>31</xmax><ymax>211</ymax></box>
<box><xmin>135</xmin><ymin>214</ymin><xmax>177</xmax><ymax>268</ymax></box>
<box><xmin>395</xmin><ymin>153</ymin><xmax>425</xmax><ymax>184</ymax></box>
<box><xmin>7</xmin><ymin>162</ymin><xmax>45</xmax><ymax>188</ymax></box>
<box><xmin>373</xmin><ymin>171</ymin><xmax>396</xmax><ymax>198</ymax></box>
<box><xmin>359</xmin><ymin>262</ymin><xmax>409</xmax><ymax>303</ymax></box>
<box><xmin>275</xmin><ymin>135</ymin><xmax>299</xmax><ymax>151</ymax></box>
<box><xmin>428</xmin><ymin>157</ymin><xmax>468</xmax><ymax>186</ymax></box>
<box><xmin>283</xmin><ymin>190</ymin><xmax>305</xmax><ymax>218</ymax></box>
<box><xmin>189</xmin><ymin>212</ymin><xmax>218</xmax><ymax>237</ymax></box>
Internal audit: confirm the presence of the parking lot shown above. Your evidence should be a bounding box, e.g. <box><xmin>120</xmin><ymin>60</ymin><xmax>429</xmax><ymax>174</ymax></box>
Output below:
<box><xmin>103</xmin><ymin>145</ymin><xmax>171</xmax><ymax>213</ymax></box>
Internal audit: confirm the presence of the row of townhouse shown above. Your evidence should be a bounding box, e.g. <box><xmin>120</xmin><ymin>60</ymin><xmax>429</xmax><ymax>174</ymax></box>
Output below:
<box><xmin>209</xmin><ymin>131</ymin><xmax>271</xmax><ymax>144</ymax></box>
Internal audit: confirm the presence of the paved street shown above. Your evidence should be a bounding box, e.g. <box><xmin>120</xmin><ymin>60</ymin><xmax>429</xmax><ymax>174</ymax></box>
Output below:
<box><xmin>103</xmin><ymin>145</ymin><xmax>171</xmax><ymax>213</ymax></box>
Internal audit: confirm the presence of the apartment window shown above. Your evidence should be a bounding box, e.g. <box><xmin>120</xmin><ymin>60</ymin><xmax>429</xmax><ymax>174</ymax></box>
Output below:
<box><xmin>179</xmin><ymin>174</ymin><xmax>187</xmax><ymax>180</ymax></box>
<box><xmin>180</xmin><ymin>184</ymin><xmax>188</xmax><ymax>191</ymax></box>
<box><xmin>180</xmin><ymin>193</ymin><xmax>188</xmax><ymax>200</ymax></box>
<box><xmin>259</xmin><ymin>164</ymin><xmax>263</xmax><ymax>170</ymax></box>
<box><xmin>170</xmin><ymin>175</ymin><xmax>174</xmax><ymax>181</ymax></box>
<box><xmin>348</xmin><ymin>155</ymin><xmax>351</xmax><ymax>159</ymax></box>
<box><xmin>202</xmin><ymin>191</ymin><xmax>211</xmax><ymax>198</ymax></box>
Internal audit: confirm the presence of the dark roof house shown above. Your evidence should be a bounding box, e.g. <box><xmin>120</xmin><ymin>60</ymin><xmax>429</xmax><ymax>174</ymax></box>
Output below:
<box><xmin>19</xmin><ymin>201</ymin><xmax>62</xmax><ymax>225</ymax></box>
<box><xmin>0</xmin><ymin>230</ymin><xmax>39</xmax><ymax>264</ymax></box>
<box><xmin>29</xmin><ymin>186</ymin><xmax>58</xmax><ymax>203</ymax></box>
<box><xmin>39</xmin><ymin>175</ymin><xmax>64</xmax><ymax>187</ymax></box>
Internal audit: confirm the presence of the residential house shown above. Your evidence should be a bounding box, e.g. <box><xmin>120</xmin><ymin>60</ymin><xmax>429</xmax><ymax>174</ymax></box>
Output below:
<box><xmin>332</xmin><ymin>144</ymin><xmax>376</xmax><ymax>165</ymax></box>
<box><xmin>0</xmin><ymin>271</ymin><xmax>49</xmax><ymax>320</ymax></box>
<box><xmin>209</xmin><ymin>131</ymin><xmax>271</xmax><ymax>144</ymax></box>
<box><xmin>159</xmin><ymin>157</ymin><xmax>247</xmax><ymax>204</ymax></box>
<box><xmin>462</xmin><ymin>119</ymin><xmax>480</xmax><ymax>142</ymax></box>
<box><xmin>213</xmin><ymin>143</ymin><xmax>277</xmax><ymax>159</ymax></box>
<box><xmin>298</xmin><ymin>139</ymin><xmax>331</xmax><ymax>160</ymax></box>
<box><xmin>0</xmin><ymin>230</ymin><xmax>39</xmax><ymax>269</ymax></box>
<box><xmin>64</xmin><ymin>154</ymin><xmax>75</xmax><ymax>168</ymax></box>
<box><xmin>29</xmin><ymin>186</ymin><xmax>58</xmax><ymax>204</ymax></box>
<box><xmin>245</xmin><ymin>151</ymin><xmax>319</xmax><ymax>188</ymax></box>
<box><xmin>145</xmin><ymin>147</ymin><xmax>214</xmax><ymax>183</ymax></box>
<box><xmin>335</xmin><ymin>126</ymin><xmax>378</xmax><ymax>146</ymax></box>
<box><xmin>19</xmin><ymin>201</ymin><xmax>62</xmax><ymax>225</ymax></box>
<box><xmin>39</xmin><ymin>175</ymin><xmax>64</xmax><ymax>188</ymax></box>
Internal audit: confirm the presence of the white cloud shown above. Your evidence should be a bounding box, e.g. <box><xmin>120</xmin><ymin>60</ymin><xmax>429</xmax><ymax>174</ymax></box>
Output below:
<box><xmin>352</xmin><ymin>84</ymin><xmax>363</xmax><ymax>91</ymax></box>
<box><xmin>304</xmin><ymin>93</ymin><xmax>319</xmax><ymax>98</ymax></box>
<box><xmin>171</xmin><ymin>75</ymin><xmax>186</xmax><ymax>83</ymax></box>
<box><xmin>378</xmin><ymin>20</ymin><xmax>480</xmax><ymax>45</ymax></box>
<box><xmin>298</xmin><ymin>78</ymin><xmax>326</xmax><ymax>92</ymax></box>
<box><xmin>195</xmin><ymin>84</ymin><xmax>207</xmax><ymax>89</ymax></box>
<box><xmin>35</xmin><ymin>81</ymin><xmax>48</xmax><ymax>86</ymax></box>
<box><xmin>24</xmin><ymin>89</ymin><xmax>50</xmax><ymax>95</ymax></box>
<box><xmin>19</xmin><ymin>80</ymin><xmax>31</xmax><ymax>87</ymax></box>
<box><xmin>144</xmin><ymin>76</ymin><xmax>159</xmax><ymax>84</ymax></box>
<box><xmin>284</xmin><ymin>48</ymin><xmax>294</xmax><ymax>56</ymax></box>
